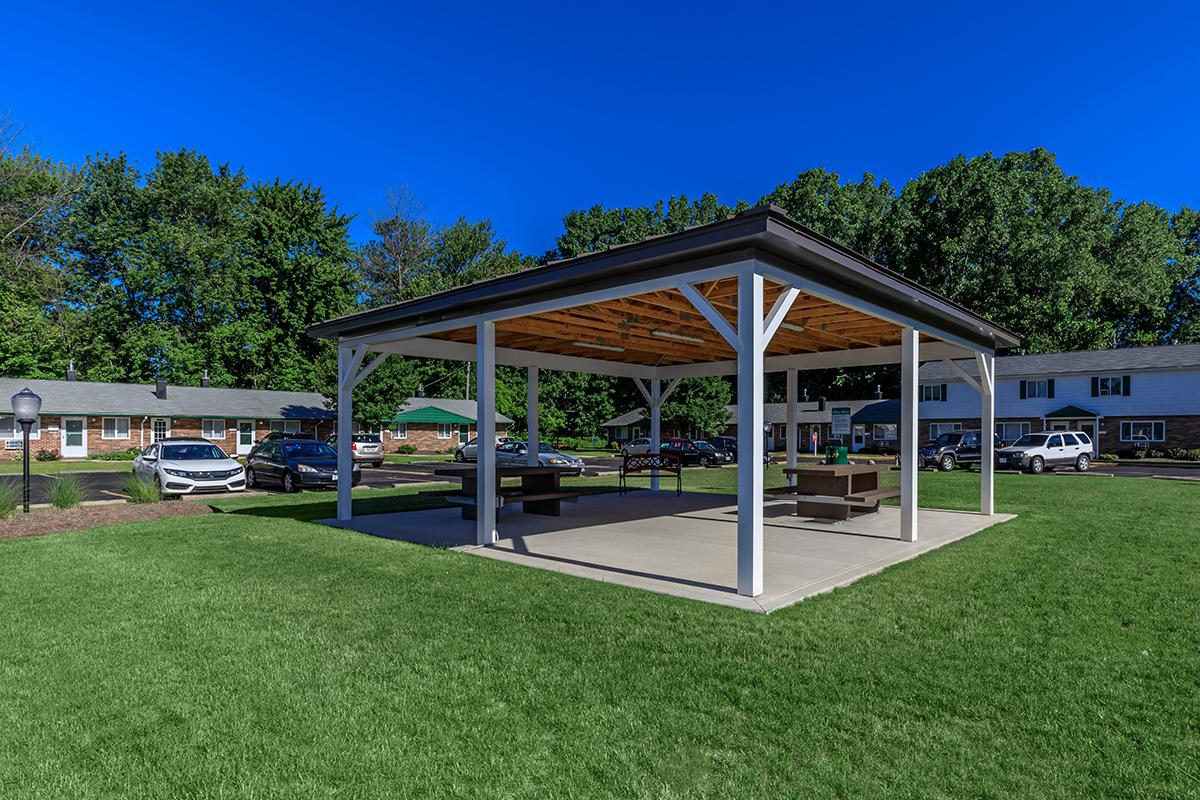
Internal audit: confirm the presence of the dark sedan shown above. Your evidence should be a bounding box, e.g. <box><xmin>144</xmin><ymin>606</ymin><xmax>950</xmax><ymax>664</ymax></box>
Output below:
<box><xmin>245</xmin><ymin>439</ymin><xmax>361</xmax><ymax>493</ymax></box>
<box><xmin>660</xmin><ymin>438</ymin><xmax>734</xmax><ymax>467</ymax></box>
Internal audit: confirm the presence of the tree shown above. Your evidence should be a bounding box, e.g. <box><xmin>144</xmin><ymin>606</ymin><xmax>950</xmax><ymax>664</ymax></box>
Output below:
<box><xmin>760</xmin><ymin>168</ymin><xmax>895</xmax><ymax>263</ymax></box>
<box><xmin>662</xmin><ymin>377</ymin><xmax>732</xmax><ymax>437</ymax></box>
<box><xmin>555</xmin><ymin>193</ymin><xmax>731</xmax><ymax>259</ymax></box>
<box><xmin>355</xmin><ymin>187</ymin><xmax>435</xmax><ymax>306</ymax></box>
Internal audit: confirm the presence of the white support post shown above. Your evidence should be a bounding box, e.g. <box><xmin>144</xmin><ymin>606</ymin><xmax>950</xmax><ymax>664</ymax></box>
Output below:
<box><xmin>476</xmin><ymin>321</ymin><xmax>497</xmax><ymax>545</ymax></box>
<box><xmin>527</xmin><ymin>366</ymin><xmax>539</xmax><ymax>466</ymax></box>
<box><xmin>736</xmin><ymin>268</ymin><xmax>764</xmax><ymax>597</ymax></box>
<box><xmin>335</xmin><ymin>344</ymin><xmax>355</xmax><ymax>521</ymax></box>
<box><xmin>900</xmin><ymin>327</ymin><xmax>919</xmax><ymax>542</ymax></box>
<box><xmin>977</xmin><ymin>351</ymin><xmax>995</xmax><ymax>516</ymax></box>
<box><xmin>649</xmin><ymin>378</ymin><xmax>662</xmax><ymax>491</ymax></box>
<box><xmin>786</xmin><ymin>368</ymin><xmax>798</xmax><ymax>484</ymax></box>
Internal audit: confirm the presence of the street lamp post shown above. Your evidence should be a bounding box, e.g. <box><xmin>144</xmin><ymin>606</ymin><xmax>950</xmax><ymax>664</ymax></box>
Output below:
<box><xmin>11</xmin><ymin>388</ymin><xmax>42</xmax><ymax>514</ymax></box>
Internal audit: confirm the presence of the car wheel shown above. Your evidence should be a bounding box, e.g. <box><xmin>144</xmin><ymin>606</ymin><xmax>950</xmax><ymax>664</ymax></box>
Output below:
<box><xmin>700</xmin><ymin>456</ymin><xmax>711</xmax><ymax>467</ymax></box>
<box><xmin>247</xmin><ymin>467</ymin><xmax>258</xmax><ymax>488</ymax></box>
<box><xmin>454</xmin><ymin>451</ymin><xmax>465</xmax><ymax>463</ymax></box>
<box><xmin>281</xmin><ymin>471</ymin><xmax>298</xmax><ymax>493</ymax></box>
<box><xmin>1075</xmin><ymin>454</ymin><xmax>1090</xmax><ymax>472</ymax></box>
<box><xmin>1028</xmin><ymin>456</ymin><xmax>1045</xmax><ymax>474</ymax></box>
<box><xmin>939</xmin><ymin>454</ymin><xmax>956</xmax><ymax>472</ymax></box>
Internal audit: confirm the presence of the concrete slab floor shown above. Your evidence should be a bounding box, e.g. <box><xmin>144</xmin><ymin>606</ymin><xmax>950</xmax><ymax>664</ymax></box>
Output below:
<box><xmin>320</xmin><ymin>492</ymin><xmax>1015</xmax><ymax>613</ymax></box>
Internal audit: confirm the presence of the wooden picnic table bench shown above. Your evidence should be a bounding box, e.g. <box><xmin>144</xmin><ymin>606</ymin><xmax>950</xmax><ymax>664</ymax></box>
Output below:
<box><xmin>618</xmin><ymin>453</ymin><xmax>682</xmax><ymax>496</ymax></box>
<box><xmin>429</xmin><ymin>465</ymin><xmax>588</xmax><ymax>520</ymax></box>
<box><xmin>768</xmin><ymin>463</ymin><xmax>897</xmax><ymax>520</ymax></box>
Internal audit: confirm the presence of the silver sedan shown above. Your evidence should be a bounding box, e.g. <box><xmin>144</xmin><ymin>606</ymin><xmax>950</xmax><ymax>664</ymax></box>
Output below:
<box><xmin>496</xmin><ymin>441</ymin><xmax>585</xmax><ymax>475</ymax></box>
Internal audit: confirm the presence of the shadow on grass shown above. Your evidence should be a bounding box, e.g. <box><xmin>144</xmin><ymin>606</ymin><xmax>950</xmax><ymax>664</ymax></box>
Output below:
<box><xmin>206</xmin><ymin>490</ymin><xmax>453</xmax><ymax>523</ymax></box>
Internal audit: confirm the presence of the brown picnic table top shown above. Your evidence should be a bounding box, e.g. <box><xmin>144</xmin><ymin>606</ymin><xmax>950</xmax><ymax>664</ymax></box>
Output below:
<box><xmin>783</xmin><ymin>463</ymin><xmax>890</xmax><ymax>477</ymax></box>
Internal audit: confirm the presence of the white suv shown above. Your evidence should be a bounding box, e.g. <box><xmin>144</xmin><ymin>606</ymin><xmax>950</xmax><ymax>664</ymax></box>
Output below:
<box><xmin>996</xmin><ymin>431</ymin><xmax>1093</xmax><ymax>474</ymax></box>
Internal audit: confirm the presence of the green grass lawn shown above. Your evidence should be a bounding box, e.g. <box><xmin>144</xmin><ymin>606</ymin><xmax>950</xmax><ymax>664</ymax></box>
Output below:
<box><xmin>2</xmin><ymin>471</ymin><xmax>1198</xmax><ymax>797</ymax></box>
<box><xmin>383</xmin><ymin>453</ymin><xmax>455</xmax><ymax>464</ymax></box>
<box><xmin>0</xmin><ymin>459</ymin><xmax>134</xmax><ymax>475</ymax></box>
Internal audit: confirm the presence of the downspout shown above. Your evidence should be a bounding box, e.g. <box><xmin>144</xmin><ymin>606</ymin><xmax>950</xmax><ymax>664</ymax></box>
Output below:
<box><xmin>140</xmin><ymin>416</ymin><xmax>148</xmax><ymax>448</ymax></box>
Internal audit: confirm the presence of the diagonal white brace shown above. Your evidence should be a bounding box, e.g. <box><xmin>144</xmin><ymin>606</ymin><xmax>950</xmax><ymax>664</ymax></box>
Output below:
<box><xmin>659</xmin><ymin>377</ymin><xmax>682</xmax><ymax>405</ymax></box>
<box><xmin>762</xmin><ymin>287</ymin><xmax>800</xmax><ymax>349</ymax></box>
<box><xmin>677</xmin><ymin>282</ymin><xmax>739</xmax><ymax>351</ymax></box>
<box><xmin>943</xmin><ymin>357</ymin><xmax>983</xmax><ymax>395</ymax></box>
<box><xmin>634</xmin><ymin>378</ymin><xmax>653</xmax><ymax>406</ymax></box>
<box><xmin>350</xmin><ymin>352</ymin><xmax>388</xmax><ymax>388</ymax></box>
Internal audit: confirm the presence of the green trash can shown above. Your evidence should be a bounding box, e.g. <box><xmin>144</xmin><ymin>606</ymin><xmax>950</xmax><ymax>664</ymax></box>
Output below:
<box><xmin>824</xmin><ymin>445</ymin><xmax>849</xmax><ymax>465</ymax></box>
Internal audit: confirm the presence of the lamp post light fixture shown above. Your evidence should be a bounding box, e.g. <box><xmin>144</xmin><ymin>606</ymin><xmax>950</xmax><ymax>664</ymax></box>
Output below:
<box><xmin>11</xmin><ymin>388</ymin><xmax>42</xmax><ymax>513</ymax></box>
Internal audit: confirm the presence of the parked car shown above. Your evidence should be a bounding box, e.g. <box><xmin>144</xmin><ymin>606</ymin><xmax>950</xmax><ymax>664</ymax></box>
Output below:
<box><xmin>453</xmin><ymin>435</ymin><xmax>508</xmax><ymax>462</ymax></box>
<box><xmin>660</xmin><ymin>438</ymin><xmax>734</xmax><ymax>467</ymax></box>
<box><xmin>496</xmin><ymin>441</ymin><xmax>585</xmax><ymax>475</ymax></box>
<box><xmin>248</xmin><ymin>430</ymin><xmax>316</xmax><ymax>460</ymax></box>
<box><xmin>997</xmin><ymin>431</ymin><xmax>1092</xmax><ymax>474</ymax></box>
<box><xmin>132</xmin><ymin>437</ymin><xmax>246</xmax><ymax>496</ymax></box>
<box><xmin>325</xmin><ymin>433</ymin><xmax>385</xmax><ymax>467</ymax></box>
<box><xmin>704</xmin><ymin>435</ymin><xmax>770</xmax><ymax>464</ymax></box>
<box><xmin>246</xmin><ymin>439</ymin><xmax>362</xmax><ymax>493</ymax></box>
<box><xmin>919</xmin><ymin>430</ymin><xmax>1004</xmax><ymax>471</ymax></box>
<box><xmin>621</xmin><ymin>438</ymin><xmax>654</xmax><ymax>456</ymax></box>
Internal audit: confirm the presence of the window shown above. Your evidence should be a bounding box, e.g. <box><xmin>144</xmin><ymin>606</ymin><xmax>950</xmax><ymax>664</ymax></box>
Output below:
<box><xmin>101</xmin><ymin>417</ymin><xmax>131</xmax><ymax>440</ymax></box>
<box><xmin>922</xmin><ymin>384</ymin><xmax>946</xmax><ymax>402</ymax></box>
<box><xmin>1094</xmin><ymin>375</ymin><xmax>1130</xmax><ymax>397</ymax></box>
<box><xmin>1047</xmin><ymin>434</ymin><xmax>1064</xmax><ymax>448</ymax></box>
<box><xmin>775</xmin><ymin>424</ymin><xmax>786</xmax><ymax>442</ymax></box>
<box><xmin>996</xmin><ymin>422</ymin><xmax>1031</xmax><ymax>442</ymax></box>
<box><xmin>270</xmin><ymin>420</ymin><xmax>301</xmax><ymax>434</ymax></box>
<box><xmin>201</xmin><ymin>418</ymin><xmax>226</xmax><ymax>439</ymax></box>
<box><xmin>0</xmin><ymin>415</ymin><xmax>40</xmax><ymax>440</ymax></box>
<box><xmin>1121</xmin><ymin>421</ymin><xmax>1165</xmax><ymax>442</ymax></box>
<box><xmin>1062</xmin><ymin>433</ymin><xmax>1079</xmax><ymax>446</ymax></box>
<box><xmin>393</xmin><ymin>423</ymin><xmax>407</xmax><ymax>439</ymax></box>
<box><xmin>873</xmin><ymin>424</ymin><xmax>897</xmax><ymax>441</ymax></box>
<box><xmin>929</xmin><ymin>422</ymin><xmax>962</xmax><ymax>439</ymax></box>
<box><xmin>436</xmin><ymin>423</ymin><xmax>453</xmax><ymax>439</ymax></box>
<box><xmin>1021</xmin><ymin>379</ymin><xmax>1053</xmax><ymax>399</ymax></box>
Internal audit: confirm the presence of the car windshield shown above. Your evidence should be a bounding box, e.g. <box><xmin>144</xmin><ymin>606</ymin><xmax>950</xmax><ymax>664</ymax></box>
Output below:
<box><xmin>161</xmin><ymin>444</ymin><xmax>227</xmax><ymax>460</ymax></box>
<box><xmin>1013</xmin><ymin>434</ymin><xmax>1049</xmax><ymax>448</ymax></box>
<box><xmin>935</xmin><ymin>433</ymin><xmax>962</xmax><ymax>445</ymax></box>
<box><xmin>283</xmin><ymin>442</ymin><xmax>337</xmax><ymax>459</ymax></box>
<box><xmin>694</xmin><ymin>442</ymin><xmax>716</xmax><ymax>451</ymax></box>
<box><xmin>534</xmin><ymin>443</ymin><xmax>560</xmax><ymax>453</ymax></box>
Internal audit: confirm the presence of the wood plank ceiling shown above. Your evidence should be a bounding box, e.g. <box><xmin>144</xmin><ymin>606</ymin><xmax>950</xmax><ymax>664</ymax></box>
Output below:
<box><xmin>430</xmin><ymin>276</ymin><xmax>908</xmax><ymax>366</ymax></box>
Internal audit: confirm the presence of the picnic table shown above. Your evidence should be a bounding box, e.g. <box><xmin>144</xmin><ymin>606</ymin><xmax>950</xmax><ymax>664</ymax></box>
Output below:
<box><xmin>770</xmin><ymin>463</ymin><xmax>898</xmax><ymax>520</ymax></box>
<box><xmin>430</xmin><ymin>465</ymin><xmax>584</xmax><ymax>520</ymax></box>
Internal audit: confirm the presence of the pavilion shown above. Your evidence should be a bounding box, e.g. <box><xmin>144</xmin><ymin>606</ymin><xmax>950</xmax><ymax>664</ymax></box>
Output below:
<box><xmin>308</xmin><ymin>205</ymin><xmax>1020</xmax><ymax>599</ymax></box>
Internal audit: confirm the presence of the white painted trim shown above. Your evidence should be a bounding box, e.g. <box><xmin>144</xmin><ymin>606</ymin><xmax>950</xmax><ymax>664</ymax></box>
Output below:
<box><xmin>736</xmin><ymin>267</ymin><xmax>764</xmax><ymax>596</ymax></box>
<box><xmin>476</xmin><ymin>321</ymin><xmax>497</xmax><ymax>545</ymax></box>
<box><xmin>350</xmin><ymin>352</ymin><xmax>389</xmax><ymax>388</ymax></box>
<box><xmin>762</xmin><ymin>286</ymin><xmax>800</xmax><ymax>349</ymax></box>
<box><xmin>899</xmin><ymin>328</ymin><xmax>919</xmax><ymax>543</ymax></box>
<box><xmin>649</xmin><ymin>379</ymin><xmax>662</xmax><ymax>491</ymax></box>
<box><xmin>659</xmin><ymin>377</ymin><xmax>682</xmax><ymax>405</ymax></box>
<box><xmin>978</xmin><ymin>352</ymin><xmax>995</xmax><ymax>516</ymax></box>
<box><xmin>654</xmin><ymin>340</ymin><xmax>975</xmax><ymax>379</ymax></box>
<box><xmin>785</xmin><ymin>368</ymin><xmax>798</xmax><ymax>483</ymax></box>
<box><xmin>677</xmin><ymin>281</ymin><xmax>740</xmax><ymax>351</ymax></box>
<box><xmin>336</xmin><ymin>345</ymin><xmax>354</xmax><ymax>521</ymax></box>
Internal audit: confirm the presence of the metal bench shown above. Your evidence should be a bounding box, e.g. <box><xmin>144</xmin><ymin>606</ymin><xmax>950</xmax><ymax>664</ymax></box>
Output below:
<box><xmin>618</xmin><ymin>453</ymin><xmax>682</xmax><ymax>496</ymax></box>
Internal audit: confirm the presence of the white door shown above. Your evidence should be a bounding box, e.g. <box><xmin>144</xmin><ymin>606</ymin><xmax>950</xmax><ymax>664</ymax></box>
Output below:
<box><xmin>852</xmin><ymin>424</ymin><xmax>867</xmax><ymax>452</ymax></box>
<box><xmin>151</xmin><ymin>417</ymin><xmax>171</xmax><ymax>443</ymax></box>
<box><xmin>236</xmin><ymin>420</ymin><xmax>256</xmax><ymax>455</ymax></box>
<box><xmin>61</xmin><ymin>417</ymin><xmax>87</xmax><ymax>458</ymax></box>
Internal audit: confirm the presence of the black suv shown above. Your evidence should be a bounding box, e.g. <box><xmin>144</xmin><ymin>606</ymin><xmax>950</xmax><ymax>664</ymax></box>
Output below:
<box><xmin>919</xmin><ymin>429</ymin><xmax>1004</xmax><ymax>471</ymax></box>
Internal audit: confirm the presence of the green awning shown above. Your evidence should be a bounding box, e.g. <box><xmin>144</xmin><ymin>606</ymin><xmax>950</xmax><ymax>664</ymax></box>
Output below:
<box><xmin>1044</xmin><ymin>405</ymin><xmax>1100</xmax><ymax>419</ymax></box>
<box><xmin>386</xmin><ymin>407</ymin><xmax>475</xmax><ymax>424</ymax></box>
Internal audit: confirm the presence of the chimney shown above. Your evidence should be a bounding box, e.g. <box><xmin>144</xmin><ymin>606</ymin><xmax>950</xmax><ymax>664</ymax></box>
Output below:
<box><xmin>155</xmin><ymin>378</ymin><xmax>167</xmax><ymax>400</ymax></box>
<box><xmin>874</xmin><ymin>385</ymin><xmax>883</xmax><ymax>400</ymax></box>
<box><xmin>201</xmin><ymin>370</ymin><xmax>210</xmax><ymax>388</ymax></box>
<box><xmin>66</xmin><ymin>360</ymin><xmax>77</xmax><ymax>382</ymax></box>
<box><xmin>818</xmin><ymin>396</ymin><xmax>826</xmax><ymax>412</ymax></box>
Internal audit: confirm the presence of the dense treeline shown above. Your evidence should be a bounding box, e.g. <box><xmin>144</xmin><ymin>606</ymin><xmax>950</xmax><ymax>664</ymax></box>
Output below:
<box><xmin>2</xmin><ymin>114</ymin><xmax>1197</xmax><ymax>436</ymax></box>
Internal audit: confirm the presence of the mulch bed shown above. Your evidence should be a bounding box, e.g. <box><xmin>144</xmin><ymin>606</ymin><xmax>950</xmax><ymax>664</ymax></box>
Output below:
<box><xmin>0</xmin><ymin>500</ymin><xmax>211</xmax><ymax>541</ymax></box>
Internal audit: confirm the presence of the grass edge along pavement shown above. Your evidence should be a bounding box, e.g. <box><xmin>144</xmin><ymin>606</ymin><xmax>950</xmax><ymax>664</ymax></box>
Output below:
<box><xmin>0</xmin><ymin>471</ymin><xmax>1197</xmax><ymax>797</ymax></box>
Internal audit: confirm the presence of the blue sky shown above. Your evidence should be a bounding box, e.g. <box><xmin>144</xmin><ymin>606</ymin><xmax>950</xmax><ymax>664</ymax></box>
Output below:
<box><xmin>4</xmin><ymin>1</ymin><xmax>1197</xmax><ymax>255</ymax></box>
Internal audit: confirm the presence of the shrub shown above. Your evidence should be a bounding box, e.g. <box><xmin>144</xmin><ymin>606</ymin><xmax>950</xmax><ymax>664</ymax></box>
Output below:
<box><xmin>93</xmin><ymin>448</ymin><xmax>141</xmax><ymax>461</ymax></box>
<box><xmin>35</xmin><ymin>448</ymin><xmax>61</xmax><ymax>461</ymax></box>
<box><xmin>123</xmin><ymin>474</ymin><xmax>161</xmax><ymax>504</ymax></box>
<box><xmin>1097</xmin><ymin>453</ymin><xmax>1119</xmax><ymax>462</ymax></box>
<box><xmin>395</xmin><ymin>444</ymin><xmax>417</xmax><ymax>454</ymax></box>
<box><xmin>48</xmin><ymin>474</ymin><xmax>86</xmax><ymax>509</ymax></box>
<box><xmin>8</xmin><ymin>451</ymin><xmax>21</xmax><ymax>463</ymax></box>
<box><xmin>0</xmin><ymin>481</ymin><xmax>19</xmax><ymax>518</ymax></box>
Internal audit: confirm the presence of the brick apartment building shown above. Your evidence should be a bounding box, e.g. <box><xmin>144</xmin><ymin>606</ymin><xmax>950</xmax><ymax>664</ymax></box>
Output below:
<box><xmin>0</xmin><ymin>376</ymin><xmax>335</xmax><ymax>459</ymax></box>
<box><xmin>382</xmin><ymin>398</ymin><xmax>512</xmax><ymax>453</ymax></box>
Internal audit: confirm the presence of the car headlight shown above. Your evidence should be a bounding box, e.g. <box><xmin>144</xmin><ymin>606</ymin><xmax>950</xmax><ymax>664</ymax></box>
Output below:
<box><xmin>548</xmin><ymin>458</ymin><xmax>566</xmax><ymax>464</ymax></box>
<box><xmin>163</xmin><ymin>468</ymin><xmax>191</xmax><ymax>478</ymax></box>
<box><xmin>229</xmin><ymin>466</ymin><xmax>244</xmax><ymax>475</ymax></box>
<box><xmin>296</xmin><ymin>464</ymin><xmax>318</xmax><ymax>473</ymax></box>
